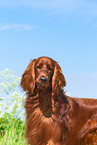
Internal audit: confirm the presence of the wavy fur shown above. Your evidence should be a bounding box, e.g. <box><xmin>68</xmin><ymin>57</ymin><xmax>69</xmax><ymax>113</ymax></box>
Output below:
<box><xmin>20</xmin><ymin>56</ymin><xmax>97</xmax><ymax>145</ymax></box>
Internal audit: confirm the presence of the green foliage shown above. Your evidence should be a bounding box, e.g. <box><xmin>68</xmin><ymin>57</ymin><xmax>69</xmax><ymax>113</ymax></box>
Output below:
<box><xmin>0</xmin><ymin>69</ymin><xmax>26</xmax><ymax>144</ymax></box>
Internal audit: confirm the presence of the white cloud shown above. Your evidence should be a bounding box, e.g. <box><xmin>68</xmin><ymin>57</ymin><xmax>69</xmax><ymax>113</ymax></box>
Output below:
<box><xmin>0</xmin><ymin>24</ymin><xmax>34</xmax><ymax>31</ymax></box>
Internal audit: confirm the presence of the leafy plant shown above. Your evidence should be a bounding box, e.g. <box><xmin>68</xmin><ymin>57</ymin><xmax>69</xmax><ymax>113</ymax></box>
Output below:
<box><xmin>0</xmin><ymin>69</ymin><xmax>26</xmax><ymax>144</ymax></box>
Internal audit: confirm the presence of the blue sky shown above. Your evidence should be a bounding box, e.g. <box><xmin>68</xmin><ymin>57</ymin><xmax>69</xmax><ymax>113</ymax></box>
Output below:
<box><xmin>0</xmin><ymin>0</ymin><xmax>97</xmax><ymax>99</ymax></box>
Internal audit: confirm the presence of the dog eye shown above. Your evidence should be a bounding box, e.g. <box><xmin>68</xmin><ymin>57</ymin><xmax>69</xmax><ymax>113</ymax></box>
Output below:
<box><xmin>37</xmin><ymin>66</ymin><xmax>41</xmax><ymax>69</ymax></box>
<box><xmin>48</xmin><ymin>67</ymin><xmax>52</xmax><ymax>70</ymax></box>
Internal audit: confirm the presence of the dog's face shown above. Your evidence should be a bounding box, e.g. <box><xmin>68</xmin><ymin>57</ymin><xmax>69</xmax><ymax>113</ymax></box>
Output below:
<box><xmin>35</xmin><ymin>57</ymin><xmax>54</xmax><ymax>89</ymax></box>
<box><xmin>20</xmin><ymin>56</ymin><xmax>66</xmax><ymax>94</ymax></box>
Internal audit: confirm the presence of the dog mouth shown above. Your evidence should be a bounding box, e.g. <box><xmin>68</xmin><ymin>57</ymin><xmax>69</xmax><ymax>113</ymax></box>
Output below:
<box><xmin>36</xmin><ymin>83</ymin><xmax>47</xmax><ymax>89</ymax></box>
<box><xmin>35</xmin><ymin>80</ymin><xmax>51</xmax><ymax>91</ymax></box>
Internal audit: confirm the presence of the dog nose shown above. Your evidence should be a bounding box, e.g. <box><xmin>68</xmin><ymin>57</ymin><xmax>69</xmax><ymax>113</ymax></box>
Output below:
<box><xmin>40</xmin><ymin>77</ymin><xmax>47</xmax><ymax>83</ymax></box>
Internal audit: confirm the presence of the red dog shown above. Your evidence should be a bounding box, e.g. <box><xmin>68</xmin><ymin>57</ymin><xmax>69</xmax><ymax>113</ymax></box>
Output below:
<box><xmin>20</xmin><ymin>56</ymin><xmax>97</xmax><ymax>145</ymax></box>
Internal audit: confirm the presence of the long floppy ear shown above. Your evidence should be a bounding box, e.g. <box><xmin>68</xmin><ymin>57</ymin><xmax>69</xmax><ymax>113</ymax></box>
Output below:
<box><xmin>52</xmin><ymin>62</ymin><xmax>66</xmax><ymax>94</ymax></box>
<box><xmin>20</xmin><ymin>59</ymin><xmax>36</xmax><ymax>94</ymax></box>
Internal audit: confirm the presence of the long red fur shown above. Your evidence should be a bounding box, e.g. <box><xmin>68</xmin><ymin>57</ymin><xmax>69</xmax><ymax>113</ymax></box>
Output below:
<box><xmin>20</xmin><ymin>56</ymin><xmax>97</xmax><ymax>145</ymax></box>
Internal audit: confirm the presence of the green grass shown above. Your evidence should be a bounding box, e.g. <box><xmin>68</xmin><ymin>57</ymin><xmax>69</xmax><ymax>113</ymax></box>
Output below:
<box><xmin>0</xmin><ymin>114</ymin><xmax>26</xmax><ymax>145</ymax></box>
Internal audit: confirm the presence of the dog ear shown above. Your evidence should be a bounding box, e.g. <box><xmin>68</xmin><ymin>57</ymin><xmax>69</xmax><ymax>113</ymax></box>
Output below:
<box><xmin>20</xmin><ymin>59</ymin><xmax>36</xmax><ymax>94</ymax></box>
<box><xmin>52</xmin><ymin>62</ymin><xmax>66</xmax><ymax>94</ymax></box>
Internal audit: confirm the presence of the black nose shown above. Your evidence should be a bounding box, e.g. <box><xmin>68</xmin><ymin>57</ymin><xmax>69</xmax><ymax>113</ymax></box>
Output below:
<box><xmin>40</xmin><ymin>77</ymin><xmax>47</xmax><ymax>83</ymax></box>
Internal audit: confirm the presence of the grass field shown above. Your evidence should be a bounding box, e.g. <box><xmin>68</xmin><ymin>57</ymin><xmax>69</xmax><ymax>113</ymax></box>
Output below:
<box><xmin>0</xmin><ymin>114</ymin><xmax>26</xmax><ymax>145</ymax></box>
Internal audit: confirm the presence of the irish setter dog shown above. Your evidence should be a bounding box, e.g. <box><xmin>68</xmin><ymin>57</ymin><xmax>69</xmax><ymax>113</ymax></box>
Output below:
<box><xmin>20</xmin><ymin>56</ymin><xmax>97</xmax><ymax>145</ymax></box>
